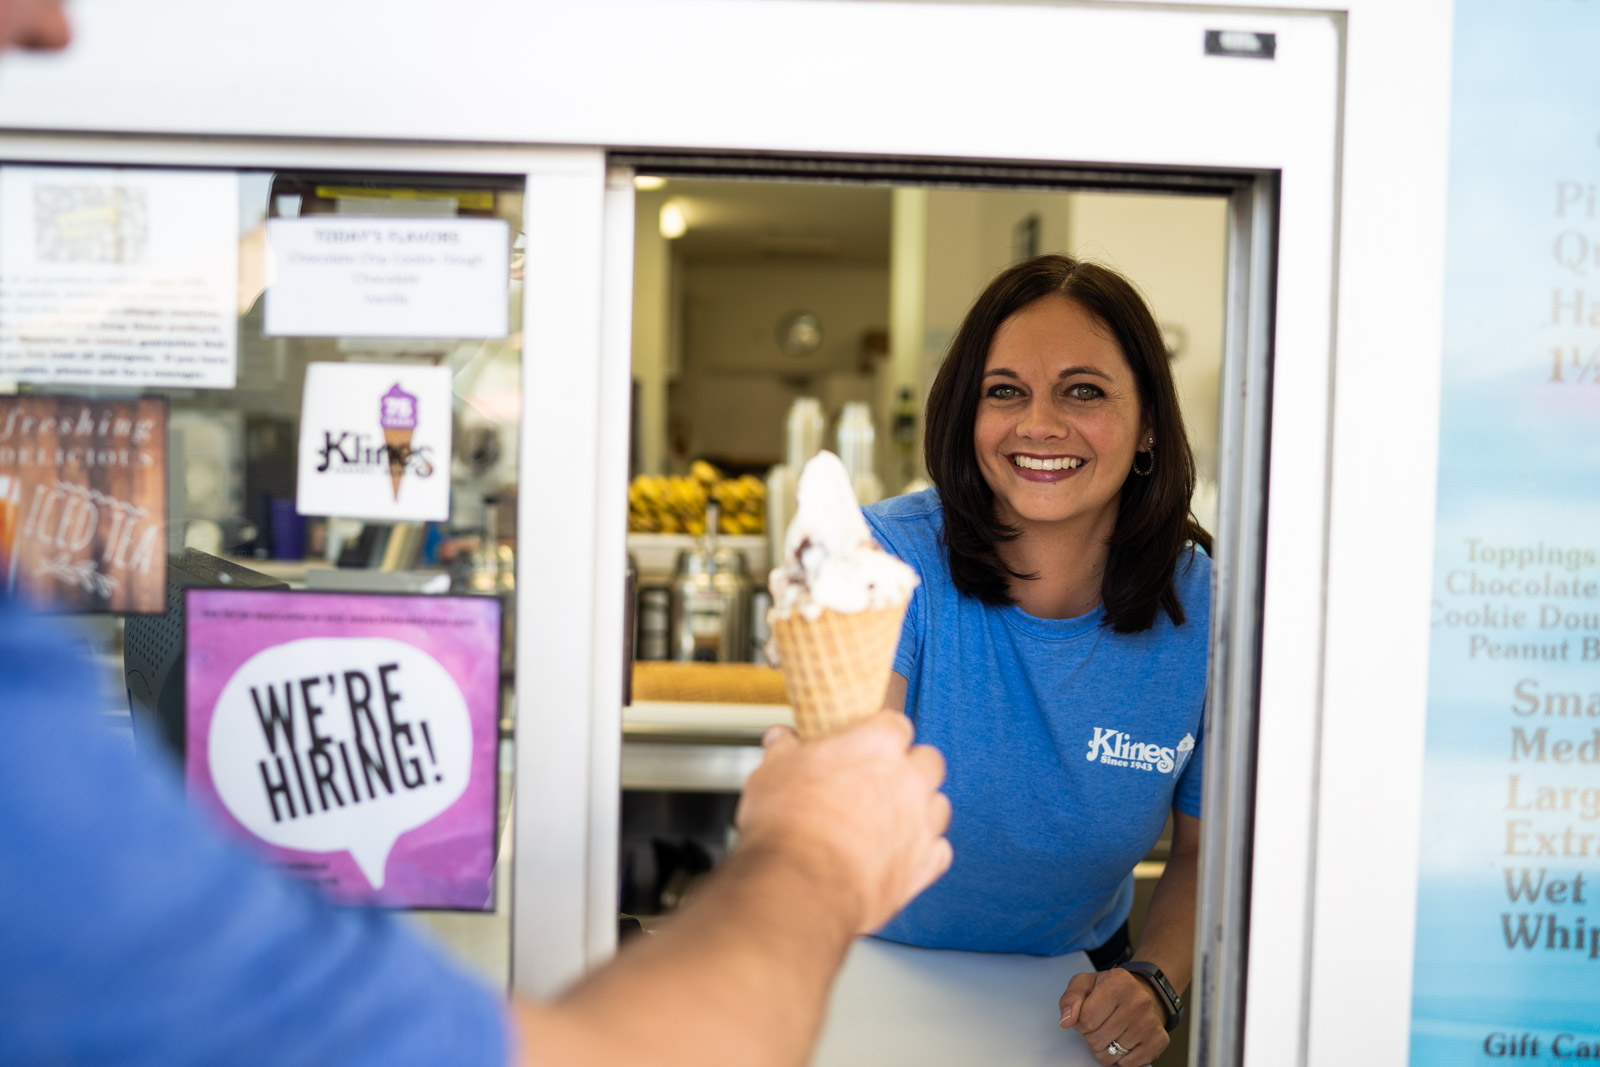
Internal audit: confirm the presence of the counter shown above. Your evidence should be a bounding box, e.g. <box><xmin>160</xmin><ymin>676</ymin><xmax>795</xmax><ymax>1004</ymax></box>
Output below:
<box><xmin>813</xmin><ymin>939</ymin><xmax>1102</xmax><ymax>1066</ymax></box>
<box><xmin>624</xmin><ymin>663</ymin><xmax>792</xmax><ymax>791</ymax></box>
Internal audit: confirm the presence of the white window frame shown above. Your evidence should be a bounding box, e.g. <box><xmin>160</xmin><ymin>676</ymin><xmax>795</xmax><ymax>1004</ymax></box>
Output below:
<box><xmin>0</xmin><ymin>2</ymin><xmax>1351</xmax><ymax>1059</ymax></box>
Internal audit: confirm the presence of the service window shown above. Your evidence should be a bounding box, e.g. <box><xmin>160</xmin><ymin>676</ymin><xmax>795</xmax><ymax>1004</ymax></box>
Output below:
<box><xmin>617</xmin><ymin>166</ymin><xmax>1230</xmax><ymax>1064</ymax></box>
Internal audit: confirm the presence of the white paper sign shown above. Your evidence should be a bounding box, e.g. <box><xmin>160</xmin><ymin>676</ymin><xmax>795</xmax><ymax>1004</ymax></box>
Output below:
<box><xmin>0</xmin><ymin>166</ymin><xmax>240</xmax><ymax>388</ymax></box>
<box><xmin>296</xmin><ymin>362</ymin><xmax>452</xmax><ymax>522</ymax></box>
<box><xmin>265</xmin><ymin>218</ymin><xmax>509</xmax><ymax>339</ymax></box>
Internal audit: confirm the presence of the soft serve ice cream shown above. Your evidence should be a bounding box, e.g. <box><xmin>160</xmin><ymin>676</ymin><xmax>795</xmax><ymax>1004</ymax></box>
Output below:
<box><xmin>769</xmin><ymin>451</ymin><xmax>918</xmax><ymax>621</ymax></box>
<box><xmin>767</xmin><ymin>451</ymin><xmax>918</xmax><ymax>738</ymax></box>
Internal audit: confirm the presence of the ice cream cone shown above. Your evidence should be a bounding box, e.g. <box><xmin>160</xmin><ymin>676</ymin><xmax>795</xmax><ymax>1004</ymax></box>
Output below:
<box><xmin>383</xmin><ymin>428</ymin><xmax>412</xmax><ymax>500</ymax></box>
<box><xmin>769</xmin><ymin>600</ymin><xmax>908</xmax><ymax>739</ymax></box>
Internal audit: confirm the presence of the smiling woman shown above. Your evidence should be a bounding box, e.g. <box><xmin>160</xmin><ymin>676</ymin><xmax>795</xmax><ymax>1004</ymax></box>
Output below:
<box><xmin>863</xmin><ymin>254</ymin><xmax>1212</xmax><ymax>1067</ymax></box>
<box><xmin>974</xmin><ymin>296</ymin><xmax>1149</xmax><ymax>614</ymax></box>
<box><xmin>926</xmin><ymin>255</ymin><xmax>1209</xmax><ymax>631</ymax></box>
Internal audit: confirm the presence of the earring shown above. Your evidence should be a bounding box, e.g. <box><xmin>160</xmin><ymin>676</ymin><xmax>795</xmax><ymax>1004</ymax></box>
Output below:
<box><xmin>1133</xmin><ymin>438</ymin><xmax>1155</xmax><ymax>477</ymax></box>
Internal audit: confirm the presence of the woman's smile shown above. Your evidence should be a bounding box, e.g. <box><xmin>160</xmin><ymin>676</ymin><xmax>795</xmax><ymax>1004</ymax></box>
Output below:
<box><xmin>1008</xmin><ymin>452</ymin><xmax>1087</xmax><ymax>480</ymax></box>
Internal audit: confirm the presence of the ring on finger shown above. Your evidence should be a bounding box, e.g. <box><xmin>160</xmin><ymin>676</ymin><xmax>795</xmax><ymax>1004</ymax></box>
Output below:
<box><xmin>1106</xmin><ymin>1039</ymin><xmax>1130</xmax><ymax>1058</ymax></box>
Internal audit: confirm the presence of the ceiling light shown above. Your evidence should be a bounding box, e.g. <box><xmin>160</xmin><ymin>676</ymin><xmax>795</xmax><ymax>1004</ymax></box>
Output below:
<box><xmin>633</xmin><ymin>175</ymin><xmax>667</xmax><ymax>191</ymax></box>
<box><xmin>659</xmin><ymin>202</ymin><xmax>688</xmax><ymax>240</ymax></box>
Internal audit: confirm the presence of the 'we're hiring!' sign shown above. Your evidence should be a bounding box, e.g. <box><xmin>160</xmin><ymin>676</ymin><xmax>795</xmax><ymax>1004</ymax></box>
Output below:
<box><xmin>185</xmin><ymin>588</ymin><xmax>501</xmax><ymax>910</ymax></box>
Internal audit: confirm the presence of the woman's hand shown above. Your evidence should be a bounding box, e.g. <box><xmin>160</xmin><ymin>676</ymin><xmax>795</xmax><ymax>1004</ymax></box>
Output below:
<box><xmin>1058</xmin><ymin>967</ymin><xmax>1168</xmax><ymax>1066</ymax></box>
<box><xmin>1058</xmin><ymin>810</ymin><xmax>1200</xmax><ymax>1065</ymax></box>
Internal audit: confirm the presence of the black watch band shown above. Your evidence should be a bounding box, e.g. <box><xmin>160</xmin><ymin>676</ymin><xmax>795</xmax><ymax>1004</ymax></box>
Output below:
<box><xmin>1118</xmin><ymin>960</ymin><xmax>1183</xmax><ymax>1032</ymax></box>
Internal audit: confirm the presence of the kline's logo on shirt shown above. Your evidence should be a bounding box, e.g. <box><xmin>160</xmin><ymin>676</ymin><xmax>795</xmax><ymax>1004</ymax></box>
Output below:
<box><xmin>1085</xmin><ymin>727</ymin><xmax>1196</xmax><ymax>776</ymax></box>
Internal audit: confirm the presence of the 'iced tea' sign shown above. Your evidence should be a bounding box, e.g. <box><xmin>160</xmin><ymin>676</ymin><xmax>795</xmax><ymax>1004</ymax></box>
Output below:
<box><xmin>0</xmin><ymin>395</ymin><xmax>166</xmax><ymax>614</ymax></box>
<box><xmin>185</xmin><ymin>589</ymin><xmax>501</xmax><ymax>910</ymax></box>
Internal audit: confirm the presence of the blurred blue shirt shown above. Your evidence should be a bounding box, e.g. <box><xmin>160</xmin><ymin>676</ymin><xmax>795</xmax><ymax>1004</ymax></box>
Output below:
<box><xmin>0</xmin><ymin>596</ymin><xmax>508</xmax><ymax>1066</ymax></box>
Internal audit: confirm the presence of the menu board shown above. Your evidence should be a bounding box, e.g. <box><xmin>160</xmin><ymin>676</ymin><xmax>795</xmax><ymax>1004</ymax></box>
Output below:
<box><xmin>1409</xmin><ymin>2</ymin><xmax>1600</xmax><ymax>1060</ymax></box>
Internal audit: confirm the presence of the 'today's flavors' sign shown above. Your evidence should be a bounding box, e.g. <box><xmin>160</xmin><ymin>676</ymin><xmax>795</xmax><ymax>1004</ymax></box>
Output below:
<box><xmin>0</xmin><ymin>395</ymin><xmax>166</xmax><ymax>613</ymax></box>
<box><xmin>1409</xmin><ymin>2</ymin><xmax>1600</xmax><ymax>1061</ymax></box>
<box><xmin>184</xmin><ymin>589</ymin><xmax>501</xmax><ymax>910</ymax></box>
<box><xmin>263</xmin><ymin>216</ymin><xmax>510</xmax><ymax>340</ymax></box>
<box><xmin>295</xmin><ymin>361</ymin><xmax>452</xmax><ymax>522</ymax></box>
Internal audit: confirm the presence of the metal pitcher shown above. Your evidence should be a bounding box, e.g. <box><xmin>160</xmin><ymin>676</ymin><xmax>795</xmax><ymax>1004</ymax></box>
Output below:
<box><xmin>669</xmin><ymin>501</ymin><xmax>752</xmax><ymax>663</ymax></box>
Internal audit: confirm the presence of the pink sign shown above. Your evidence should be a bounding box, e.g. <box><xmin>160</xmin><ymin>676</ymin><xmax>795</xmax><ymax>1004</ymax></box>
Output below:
<box><xmin>185</xmin><ymin>589</ymin><xmax>501</xmax><ymax>910</ymax></box>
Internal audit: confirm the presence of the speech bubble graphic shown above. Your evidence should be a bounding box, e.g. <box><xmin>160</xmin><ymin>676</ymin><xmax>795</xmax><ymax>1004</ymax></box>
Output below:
<box><xmin>207</xmin><ymin>636</ymin><xmax>472</xmax><ymax>891</ymax></box>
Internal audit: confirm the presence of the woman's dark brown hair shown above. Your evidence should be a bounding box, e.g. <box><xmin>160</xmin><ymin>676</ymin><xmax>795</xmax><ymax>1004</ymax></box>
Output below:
<box><xmin>923</xmin><ymin>254</ymin><xmax>1211</xmax><ymax>633</ymax></box>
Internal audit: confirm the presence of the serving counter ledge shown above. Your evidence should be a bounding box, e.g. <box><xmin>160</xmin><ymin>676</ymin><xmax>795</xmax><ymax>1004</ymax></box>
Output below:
<box><xmin>815</xmin><ymin>939</ymin><xmax>1102</xmax><ymax>1066</ymax></box>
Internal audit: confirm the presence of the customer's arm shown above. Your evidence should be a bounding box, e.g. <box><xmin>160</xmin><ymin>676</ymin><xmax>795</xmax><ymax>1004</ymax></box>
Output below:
<box><xmin>0</xmin><ymin>598</ymin><xmax>946</xmax><ymax>1067</ymax></box>
<box><xmin>0</xmin><ymin>603</ymin><xmax>511</xmax><ymax>1067</ymax></box>
<box><xmin>512</xmin><ymin>714</ymin><xmax>952</xmax><ymax>1066</ymax></box>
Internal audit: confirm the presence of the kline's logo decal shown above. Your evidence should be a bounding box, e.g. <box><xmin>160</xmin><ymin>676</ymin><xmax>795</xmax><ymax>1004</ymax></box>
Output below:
<box><xmin>313</xmin><ymin>382</ymin><xmax>435</xmax><ymax>500</ymax></box>
<box><xmin>297</xmin><ymin>363</ymin><xmax>452</xmax><ymax>523</ymax></box>
<box><xmin>1085</xmin><ymin>727</ymin><xmax>1196</xmax><ymax>776</ymax></box>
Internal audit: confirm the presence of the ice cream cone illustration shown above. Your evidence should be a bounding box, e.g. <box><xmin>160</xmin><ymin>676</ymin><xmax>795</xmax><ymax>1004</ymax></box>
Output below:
<box><xmin>767</xmin><ymin>451</ymin><xmax>919</xmax><ymax>739</ymax></box>
<box><xmin>1174</xmin><ymin>732</ymin><xmax>1196</xmax><ymax>776</ymax></box>
<box><xmin>379</xmin><ymin>382</ymin><xmax>418</xmax><ymax>501</ymax></box>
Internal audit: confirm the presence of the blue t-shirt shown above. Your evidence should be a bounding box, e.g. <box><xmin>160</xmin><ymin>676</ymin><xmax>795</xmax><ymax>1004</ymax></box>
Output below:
<box><xmin>865</xmin><ymin>490</ymin><xmax>1209</xmax><ymax>957</ymax></box>
<box><xmin>0</xmin><ymin>598</ymin><xmax>509</xmax><ymax>1066</ymax></box>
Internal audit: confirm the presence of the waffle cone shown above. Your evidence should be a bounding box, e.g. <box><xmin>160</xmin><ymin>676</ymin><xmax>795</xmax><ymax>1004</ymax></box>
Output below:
<box><xmin>769</xmin><ymin>602</ymin><xmax>907</xmax><ymax>740</ymax></box>
<box><xmin>383</xmin><ymin>429</ymin><xmax>413</xmax><ymax>500</ymax></box>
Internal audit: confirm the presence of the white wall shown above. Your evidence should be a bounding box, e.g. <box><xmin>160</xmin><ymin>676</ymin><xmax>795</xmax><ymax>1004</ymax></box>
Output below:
<box><xmin>888</xmin><ymin>190</ymin><xmax>1079</xmax><ymax>488</ymax></box>
<box><xmin>679</xmin><ymin>261</ymin><xmax>888</xmax><ymax>466</ymax></box>
<box><xmin>631</xmin><ymin>187</ymin><xmax>671</xmax><ymax>477</ymax></box>
<box><xmin>1069</xmin><ymin>194</ymin><xmax>1228</xmax><ymax>487</ymax></box>
<box><xmin>917</xmin><ymin>190</ymin><xmax>1076</xmax><ymax>368</ymax></box>
<box><xmin>885</xmin><ymin>188</ymin><xmax>929</xmax><ymax>490</ymax></box>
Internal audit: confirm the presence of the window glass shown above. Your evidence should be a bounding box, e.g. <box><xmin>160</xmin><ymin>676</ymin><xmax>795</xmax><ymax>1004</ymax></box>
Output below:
<box><xmin>0</xmin><ymin>163</ymin><xmax>524</xmax><ymax>987</ymax></box>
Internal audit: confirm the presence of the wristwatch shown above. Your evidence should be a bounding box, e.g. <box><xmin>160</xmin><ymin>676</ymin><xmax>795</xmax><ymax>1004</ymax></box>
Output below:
<box><xmin>1119</xmin><ymin>960</ymin><xmax>1184</xmax><ymax>1031</ymax></box>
